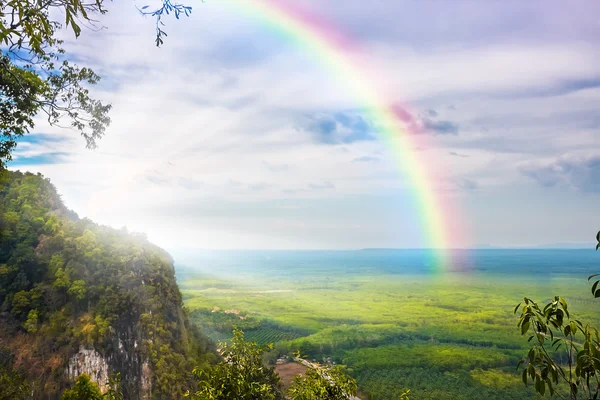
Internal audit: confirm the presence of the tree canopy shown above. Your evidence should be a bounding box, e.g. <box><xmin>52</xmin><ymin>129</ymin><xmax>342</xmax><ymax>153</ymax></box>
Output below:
<box><xmin>189</xmin><ymin>328</ymin><xmax>359</xmax><ymax>400</ymax></box>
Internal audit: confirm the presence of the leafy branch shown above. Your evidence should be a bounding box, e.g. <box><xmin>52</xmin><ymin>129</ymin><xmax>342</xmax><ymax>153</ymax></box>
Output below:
<box><xmin>136</xmin><ymin>0</ymin><xmax>194</xmax><ymax>46</ymax></box>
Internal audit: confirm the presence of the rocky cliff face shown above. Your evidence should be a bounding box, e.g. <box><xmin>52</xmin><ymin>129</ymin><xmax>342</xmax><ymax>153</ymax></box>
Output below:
<box><xmin>66</xmin><ymin>340</ymin><xmax>152</xmax><ymax>399</ymax></box>
<box><xmin>66</xmin><ymin>347</ymin><xmax>111</xmax><ymax>393</ymax></box>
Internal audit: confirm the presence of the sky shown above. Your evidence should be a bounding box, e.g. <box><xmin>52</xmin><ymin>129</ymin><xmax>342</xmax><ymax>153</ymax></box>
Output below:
<box><xmin>9</xmin><ymin>0</ymin><xmax>600</xmax><ymax>250</ymax></box>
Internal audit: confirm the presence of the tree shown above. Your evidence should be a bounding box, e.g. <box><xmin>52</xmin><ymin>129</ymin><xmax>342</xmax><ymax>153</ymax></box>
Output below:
<box><xmin>60</xmin><ymin>373</ymin><xmax>123</xmax><ymax>400</ymax></box>
<box><xmin>514</xmin><ymin>232</ymin><xmax>600</xmax><ymax>399</ymax></box>
<box><xmin>61</xmin><ymin>374</ymin><xmax>103</xmax><ymax>400</ymax></box>
<box><xmin>0</xmin><ymin>348</ymin><xmax>29</xmax><ymax>400</ymax></box>
<box><xmin>0</xmin><ymin>0</ymin><xmax>111</xmax><ymax>168</ymax></box>
<box><xmin>105</xmin><ymin>373</ymin><xmax>124</xmax><ymax>400</ymax></box>
<box><xmin>0</xmin><ymin>0</ymin><xmax>191</xmax><ymax>169</ymax></box>
<box><xmin>287</xmin><ymin>364</ymin><xmax>358</xmax><ymax>400</ymax></box>
<box><xmin>188</xmin><ymin>328</ymin><xmax>284</xmax><ymax>400</ymax></box>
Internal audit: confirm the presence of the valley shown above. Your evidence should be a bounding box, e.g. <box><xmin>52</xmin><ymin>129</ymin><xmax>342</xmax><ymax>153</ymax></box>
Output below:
<box><xmin>177</xmin><ymin>249</ymin><xmax>600</xmax><ymax>400</ymax></box>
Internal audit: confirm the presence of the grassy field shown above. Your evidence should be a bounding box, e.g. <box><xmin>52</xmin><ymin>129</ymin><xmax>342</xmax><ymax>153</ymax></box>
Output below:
<box><xmin>179</xmin><ymin>265</ymin><xmax>600</xmax><ymax>400</ymax></box>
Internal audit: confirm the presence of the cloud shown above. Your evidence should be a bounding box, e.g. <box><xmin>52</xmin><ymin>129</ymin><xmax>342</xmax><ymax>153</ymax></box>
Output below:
<box><xmin>519</xmin><ymin>154</ymin><xmax>600</xmax><ymax>192</ymax></box>
<box><xmin>308</xmin><ymin>181</ymin><xmax>335</xmax><ymax>190</ymax></box>
<box><xmin>511</xmin><ymin>77</ymin><xmax>600</xmax><ymax>98</ymax></box>
<box><xmin>263</xmin><ymin>161</ymin><xmax>290</xmax><ymax>172</ymax></box>
<box><xmin>353</xmin><ymin>156</ymin><xmax>379</xmax><ymax>163</ymax></box>
<box><xmin>248</xmin><ymin>182</ymin><xmax>274</xmax><ymax>191</ymax></box>
<box><xmin>146</xmin><ymin>175</ymin><xmax>204</xmax><ymax>190</ymax></box>
<box><xmin>455</xmin><ymin>178</ymin><xmax>479</xmax><ymax>191</ymax></box>
<box><xmin>302</xmin><ymin>112</ymin><xmax>375</xmax><ymax>145</ymax></box>
<box><xmin>390</xmin><ymin>104</ymin><xmax>460</xmax><ymax>135</ymax></box>
<box><xmin>449</xmin><ymin>151</ymin><xmax>469</xmax><ymax>158</ymax></box>
<box><xmin>422</xmin><ymin>118</ymin><xmax>460</xmax><ymax>135</ymax></box>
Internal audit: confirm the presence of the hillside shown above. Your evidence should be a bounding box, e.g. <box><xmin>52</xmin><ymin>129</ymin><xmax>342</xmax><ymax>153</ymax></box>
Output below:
<box><xmin>0</xmin><ymin>171</ymin><xmax>216</xmax><ymax>399</ymax></box>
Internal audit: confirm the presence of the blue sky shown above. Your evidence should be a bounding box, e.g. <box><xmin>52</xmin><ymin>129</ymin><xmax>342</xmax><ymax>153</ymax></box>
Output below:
<box><xmin>9</xmin><ymin>0</ymin><xmax>600</xmax><ymax>249</ymax></box>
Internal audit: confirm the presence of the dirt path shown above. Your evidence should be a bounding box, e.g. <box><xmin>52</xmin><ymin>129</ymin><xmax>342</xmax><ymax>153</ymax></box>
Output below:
<box><xmin>274</xmin><ymin>362</ymin><xmax>308</xmax><ymax>391</ymax></box>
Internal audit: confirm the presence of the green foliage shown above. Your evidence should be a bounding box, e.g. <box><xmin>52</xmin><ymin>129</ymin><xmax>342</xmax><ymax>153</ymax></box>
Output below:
<box><xmin>0</xmin><ymin>366</ymin><xmax>29</xmax><ymax>400</ymax></box>
<box><xmin>287</xmin><ymin>365</ymin><xmax>357</xmax><ymax>400</ymax></box>
<box><xmin>0</xmin><ymin>0</ymin><xmax>113</xmax><ymax>168</ymax></box>
<box><xmin>590</xmin><ymin>230</ymin><xmax>600</xmax><ymax>296</ymax></box>
<box><xmin>189</xmin><ymin>328</ymin><xmax>283</xmax><ymax>400</ymax></box>
<box><xmin>189</xmin><ymin>308</ymin><xmax>304</xmax><ymax>344</ymax></box>
<box><xmin>516</xmin><ymin>297</ymin><xmax>600</xmax><ymax>398</ymax></box>
<box><xmin>23</xmin><ymin>309</ymin><xmax>39</xmax><ymax>333</ymax></box>
<box><xmin>61</xmin><ymin>374</ymin><xmax>103</xmax><ymax>400</ymax></box>
<box><xmin>0</xmin><ymin>348</ymin><xmax>29</xmax><ymax>400</ymax></box>
<box><xmin>514</xmin><ymin>237</ymin><xmax>600</xmax><ymax>399</ymax></box>
<box><xmin>0</xmin><ymin>171</ymin><xmax>215</xmax><ymax>398</ymax></box>
<box><xmin>0</xmin><ymin>0</ymin><xmax>194</xmax><ymax>168</ymax></box>
<box><xmin>105</xmin><ymin>373</ymin><xmax>124</xmax><ymax>400</ymax></box>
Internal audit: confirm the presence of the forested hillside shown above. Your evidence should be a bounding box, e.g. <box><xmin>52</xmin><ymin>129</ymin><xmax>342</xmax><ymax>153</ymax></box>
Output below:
<box><xmin>0</xmin><ymin>171</ymin><xmax>215</xmax><ymax>399</ymax></box>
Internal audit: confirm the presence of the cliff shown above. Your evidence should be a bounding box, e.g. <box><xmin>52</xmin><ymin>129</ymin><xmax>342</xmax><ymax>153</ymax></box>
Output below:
<box><xmin>0</xmin><ymin>171</ymin><xmax>215</xmax><ymax>399</ymax></box>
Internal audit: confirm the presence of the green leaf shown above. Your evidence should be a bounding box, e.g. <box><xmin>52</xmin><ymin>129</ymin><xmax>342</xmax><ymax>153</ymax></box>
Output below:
<box><xmin>522</xmin><ymin>368</ymin><xmax>528</xmax><ymax>385</ymax></box>
<box><xmin>516</xmin><ymin>359</ymin><xmax>524</xmax><ymax>370</ymax></box>
<box><xmin>514</xmin><ymin>303</ymin><xmax>522</xmax><ymax>314</ymax></box>
<box><xmin>521</xmin><ymin>320</ymin><xmax>531</xmax><ymax>335</ymax></box>
<box><xmin>528</xmin><ymin>348</ymin><xmax>535</xmax><ymax>362</ymax></box>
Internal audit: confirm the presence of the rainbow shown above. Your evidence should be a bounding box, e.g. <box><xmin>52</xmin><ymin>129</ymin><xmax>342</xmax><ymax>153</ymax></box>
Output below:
<box><xmin>225</xmin><ymin>0</ymin><xmax>465</xmax><ymax>270</ymax></box>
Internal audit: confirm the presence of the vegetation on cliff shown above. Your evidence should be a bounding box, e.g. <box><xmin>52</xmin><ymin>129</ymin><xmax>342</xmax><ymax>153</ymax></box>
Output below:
<box><xmin>0</xmin><ymin>170</ymin><xmax>215</xmax><ymax>398</ymax></box>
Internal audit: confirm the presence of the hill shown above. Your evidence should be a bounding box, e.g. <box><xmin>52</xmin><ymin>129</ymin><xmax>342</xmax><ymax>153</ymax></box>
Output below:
<box><xmin>0</xmin><ymin>171</ymin><xmax>215</xmax><ymax>399</ymax></box>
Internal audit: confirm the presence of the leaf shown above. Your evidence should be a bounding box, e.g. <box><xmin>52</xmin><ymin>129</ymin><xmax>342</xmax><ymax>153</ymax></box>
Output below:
<box><xmin>588</xmin><ymin>274</ymin><xmax>600</xmax><ymax>282</ymax></box>
<box><xmin>559</xmin><ymin>297</ymin><xmax>568</xmax><ymax>311</ymax></box>
<box><xmin>522</xmin><ymin>368</ymin><xmax>528</xmax><ymax>385</ymax></box>
<box><xmin>514</xmin><ymin>303</ymin><xmax>522</xmax><ymax>314</ymax></box>
<box><xmin>142</xmin><ymin>5</ymin><xmax>149</xmax><ymax>9</ymax></box>
<box><xmin>522</xmin><ymin>320</ymin><xmax>531</xmax><ymax>335</ymax></box>
<box><xmin>528</xmin><ymin>348</ymin><xmax>535</xmax><ymax>362</ymax></box>
<box><xmin>596</xmin><ymin>230</ymin><xmax>600</xmax><ymax>243</ymax></box>
<box><xmin>516</xmin><ymin>359</ymin><xmax>524</xmax><ymax>370</ymax></box>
